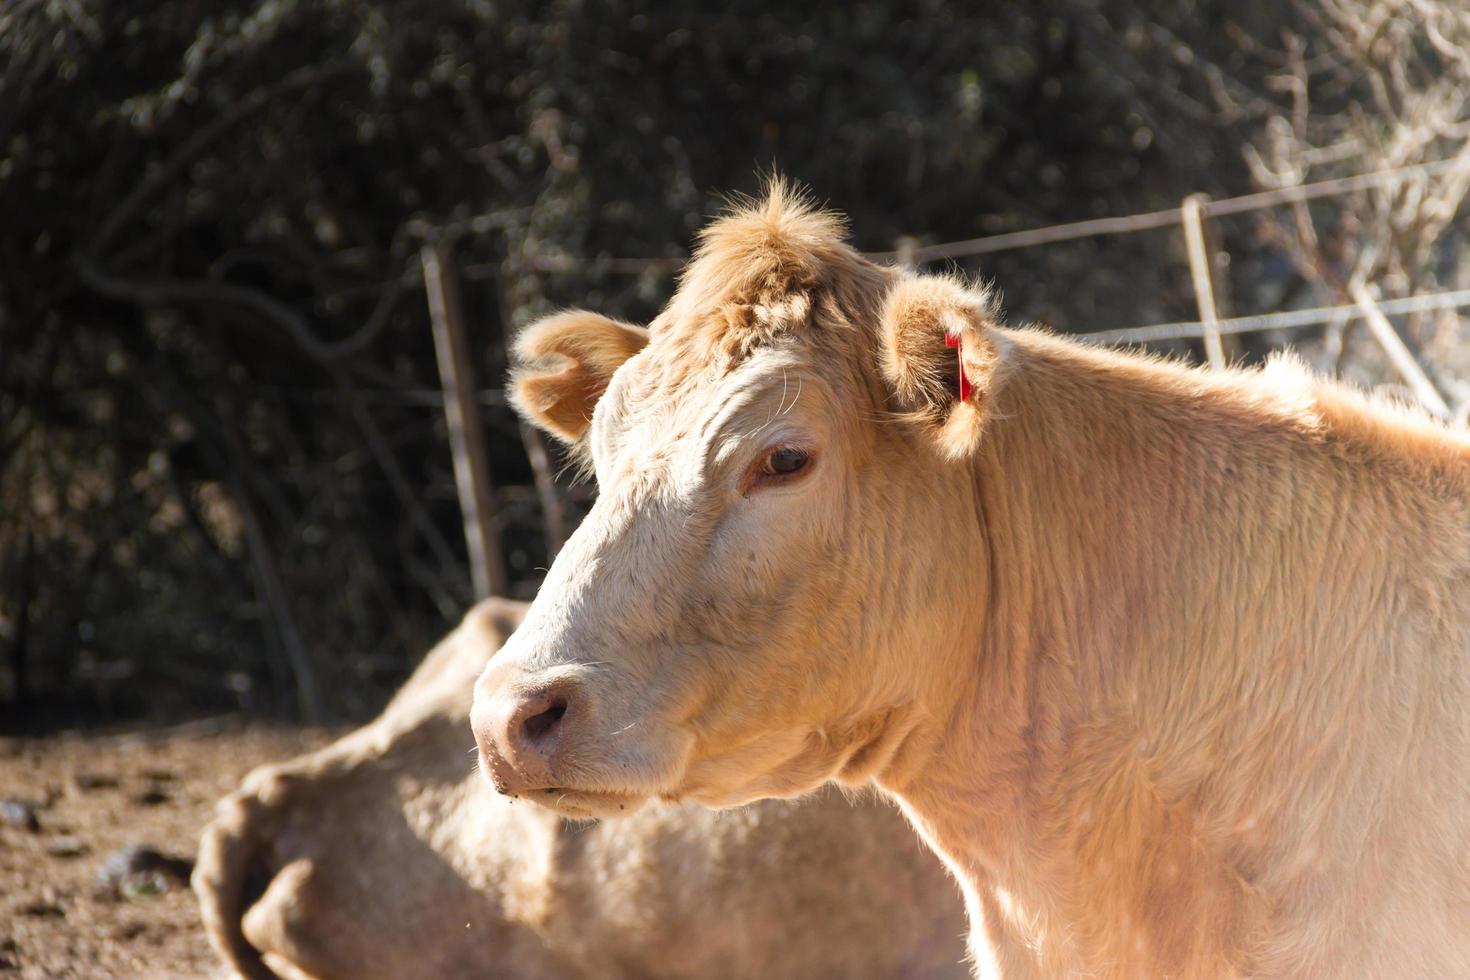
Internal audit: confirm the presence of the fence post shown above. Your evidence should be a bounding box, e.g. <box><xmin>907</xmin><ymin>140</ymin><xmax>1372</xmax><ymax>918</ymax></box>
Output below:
<box><xmin>519</xmin><ymin>419</ymin><xmax>567</xmax><ymax>558</ymax></box>
<box><xmin>1180</xmin><ymin>193</ymin><xmax>1226</xmax><ymax>370</ymax></box>
<box><xmin>422</xmin><ymin>239</ymin><xmax>508</xmax><ymax>600</ymax></box>
<box><xmin>894</xmin><ymin>235</ymin><xmax>920</xmax><ymax>272</ymax></box>
<box><xmin>1347</xmin><ymin>279</ymin><xmax>1452</xmax><ymax>420</ymax></box>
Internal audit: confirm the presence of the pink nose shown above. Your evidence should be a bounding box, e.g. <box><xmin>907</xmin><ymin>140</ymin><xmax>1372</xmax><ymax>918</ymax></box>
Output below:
<box><xmin>472</xmin><ymin>686</ymin><xmax>574</xmax><ymax>796</ymax></box>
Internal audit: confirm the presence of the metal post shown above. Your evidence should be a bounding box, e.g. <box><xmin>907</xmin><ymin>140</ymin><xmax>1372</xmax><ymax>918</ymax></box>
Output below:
<box><xmin>1181</xmin><ymin>194</ymin><xmax>1226</xmax><ymax>370</ymax></box>
<box><xmin>423</xmin><ymin>239</ymin><xmax>507</xmax><ymax>599</ymax></box>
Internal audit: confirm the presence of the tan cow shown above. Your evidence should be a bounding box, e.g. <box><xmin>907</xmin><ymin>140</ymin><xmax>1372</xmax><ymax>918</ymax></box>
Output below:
<box><xmin>473</xmin><ymin>181</ymin><xmax>1470</xmax><ymax>979</ymax></box>
<box><xmin>196</xmin><ymin>597</ymin><xmax>969</xmax><ymax>980</ymax></box>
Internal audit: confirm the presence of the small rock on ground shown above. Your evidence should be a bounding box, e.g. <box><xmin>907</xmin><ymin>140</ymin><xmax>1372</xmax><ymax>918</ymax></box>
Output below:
<box><xmin>72</xmin><ymin>773</ymin><xmax>119</xmax><ymax>792</ymax></box>
<box><xmin>134</xmin><ymin>787</ymin><xmax>172</xmax><ymax>807</ymax></box>
<box><xmin>44</xmin><ymin>836</ymin><xmax>89</xmax><ymax>858</ymax></box>
<box><xmin>0</xmin><ymin>799</ymin><xmax>40</xmax><ymax>833</ymax></box>
<box><xmin>94</xmin><ymin>844</ymin><xmax>193</xmax><ymax>899</ymax></box>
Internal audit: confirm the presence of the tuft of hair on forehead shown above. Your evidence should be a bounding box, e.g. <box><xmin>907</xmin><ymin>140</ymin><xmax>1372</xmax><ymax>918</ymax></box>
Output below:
<box><xmin>674</xmin><ymin>177</ymin><xmax>862</xmax><ymax>312</ymax></box>
<box><xmin>661</xmin><ymin>176</ymin><xmax>889</xmax><ymax>367</ymax></box>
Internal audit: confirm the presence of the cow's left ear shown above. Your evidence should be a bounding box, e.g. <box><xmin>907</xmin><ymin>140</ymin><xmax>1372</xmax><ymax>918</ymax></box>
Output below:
<box><xmin>878</xmin><ymin>273</ymin><xmax>1003</xmax><ymax>459</ymax></box>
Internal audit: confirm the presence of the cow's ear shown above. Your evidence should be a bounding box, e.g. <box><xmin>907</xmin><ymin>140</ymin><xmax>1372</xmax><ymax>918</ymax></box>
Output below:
<box><xmin>878</xmin><ymin>274</ymin><xmax>1003</xmax><ymax>459</ymax></box>
<box><xmin>510</xmin><ymin>311</ymin><xmax>649</xmax><ymax>443</ymax></box>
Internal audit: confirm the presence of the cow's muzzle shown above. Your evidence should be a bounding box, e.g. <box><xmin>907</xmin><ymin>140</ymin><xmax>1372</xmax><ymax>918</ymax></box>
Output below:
<box><xmin>471</xmin><ymin>679</ymin><xmax>576</xmax><ymax>796</ymax></box>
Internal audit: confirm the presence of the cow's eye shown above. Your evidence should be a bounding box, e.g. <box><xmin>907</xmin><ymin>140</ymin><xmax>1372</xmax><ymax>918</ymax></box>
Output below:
<box><xmin>764</xmin><ymin>447</ymin><xmax>810</xmax><ymax>476</ymax></box>
<box><xmin>741</xmin><ymin>445</ymin><xmax>815</xmax><ymax>494</ymax></box>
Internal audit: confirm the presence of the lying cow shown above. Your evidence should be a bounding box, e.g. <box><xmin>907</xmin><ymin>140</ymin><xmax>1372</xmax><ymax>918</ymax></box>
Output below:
<box><xmin>195</xmin><ymin>597</ymin><xmax>969</xmax><ymax>979</ymax></box>
<box><xmin>473</xmin><ymin>181</ymin><xmax>1470</xmax><ymax>978</ymax></box>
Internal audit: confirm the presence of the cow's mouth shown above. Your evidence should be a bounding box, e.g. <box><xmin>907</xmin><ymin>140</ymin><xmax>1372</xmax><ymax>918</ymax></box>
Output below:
<box><xmin>514</xmin><ymin>786</ymin><xmax>652</xmax><ymax>820</ymax></box>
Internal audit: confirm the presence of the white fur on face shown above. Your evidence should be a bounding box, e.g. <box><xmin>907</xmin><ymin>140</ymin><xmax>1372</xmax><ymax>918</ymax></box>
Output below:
<box><xmin>484</xmin><ymin>334</ymin><xmax>937</xmax><ymax>813</ymax></box>
<box><xmin>481</xmin><ymin>182</ymin><xmax>970</xmax><ymax>815</ymax></box>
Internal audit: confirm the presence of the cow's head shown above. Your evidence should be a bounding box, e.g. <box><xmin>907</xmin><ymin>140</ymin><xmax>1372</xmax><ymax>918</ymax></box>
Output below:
<box><xmin>472</xmin><ymin>182</ymin><xmax>1006</xmax><ymax>818</ymax></box>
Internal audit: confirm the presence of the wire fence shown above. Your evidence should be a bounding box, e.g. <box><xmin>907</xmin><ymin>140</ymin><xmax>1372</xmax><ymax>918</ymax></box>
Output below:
<box><xmin>869</xmin><ymin>154</ymin><xmax>1470</xmax><ymax>263</ymax></box>
<box><xmin>1079</xmin><ymin>287</ymin><xmax>1470</xmax><ymax>345</ymax></box>
<box><xmin>546</xmin><ymin>155</ymin><xmax>1470</xmax><ymax>274</ymax></box>
<box><xmin>881</xmin><ymin>154</ymin><xmax>1470</xmax><ymax>420</ymax></box>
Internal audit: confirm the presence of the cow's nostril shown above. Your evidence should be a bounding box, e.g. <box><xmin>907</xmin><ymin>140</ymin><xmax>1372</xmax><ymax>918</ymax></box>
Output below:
<box><xmin>522</xmin><ymin>697</ymin><xmax>568</xmax><ymax>742</ymax></box>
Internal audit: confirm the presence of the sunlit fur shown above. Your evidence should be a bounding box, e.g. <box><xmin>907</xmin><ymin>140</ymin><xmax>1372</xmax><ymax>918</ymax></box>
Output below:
<box><xmin>510</xmin><ymin>310</ymin><xmax>650</xmax><ymax>446</ymax></box>
<box><xmin>481</xmin><ymin>179</ymin><xmax>1470</xmax><ymax>979</ymax></box>
<box><xmin>197</xmin><ymin>599</ymin><xmax>970</xmax><ymax>980</ymax></box>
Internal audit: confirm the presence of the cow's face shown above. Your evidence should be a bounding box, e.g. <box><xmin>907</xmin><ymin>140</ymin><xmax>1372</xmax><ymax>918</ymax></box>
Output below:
<box><xmin>472</xmin><ymin>185</ymin><xmax>1002</xmax><ymax>818</ymax></box>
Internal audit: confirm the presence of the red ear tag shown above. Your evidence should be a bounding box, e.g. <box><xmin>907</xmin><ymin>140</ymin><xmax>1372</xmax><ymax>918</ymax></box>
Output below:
<box><xmin>945</xmin><ymin>334</ymin><xmax>974</xmax><ymax>401</ymax></box>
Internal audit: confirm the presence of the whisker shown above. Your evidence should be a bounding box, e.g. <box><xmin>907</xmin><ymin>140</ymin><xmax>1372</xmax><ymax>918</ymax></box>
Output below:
<box><xmin>778</xmin><ymin>376</ymin><xmax>804</xmax><ymax>417</ymax></box>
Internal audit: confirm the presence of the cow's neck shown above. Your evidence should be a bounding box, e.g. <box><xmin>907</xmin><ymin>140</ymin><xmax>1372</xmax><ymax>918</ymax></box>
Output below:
<box><xmin>877</xmin><ymin>330</ymin><xmax>1310</xmax><ymax>976</ymax></box>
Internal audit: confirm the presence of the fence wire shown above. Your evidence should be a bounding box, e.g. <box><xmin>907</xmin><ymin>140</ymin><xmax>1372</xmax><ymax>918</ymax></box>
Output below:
<box><xmin>870</xmin><ymin>155</ymin><xmax>1470</xmax><ymax>263</ymax></box>
<box><xmin>1080</xmin><ymin>287</ymin><xmax>1470</xmax><ymax>345</ymax></box>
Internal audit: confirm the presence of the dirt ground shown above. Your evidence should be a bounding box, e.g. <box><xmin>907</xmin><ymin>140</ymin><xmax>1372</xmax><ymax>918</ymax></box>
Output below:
<box><xmin>0</xmin><ymin>723</ymin><xmax>332</xmax><ymax>979</ymax></box>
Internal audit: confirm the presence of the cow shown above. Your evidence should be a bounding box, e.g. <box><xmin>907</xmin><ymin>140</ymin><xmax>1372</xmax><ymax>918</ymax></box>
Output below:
<box><xmin>471</xmin><ymin>180</ymin><xmax>1470</xmax><ymax>978</ymax></box>
<box><xmin>195</xmin><ymin>597</ymin><xmax>969</xmax><ymax>979</ymax></box>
